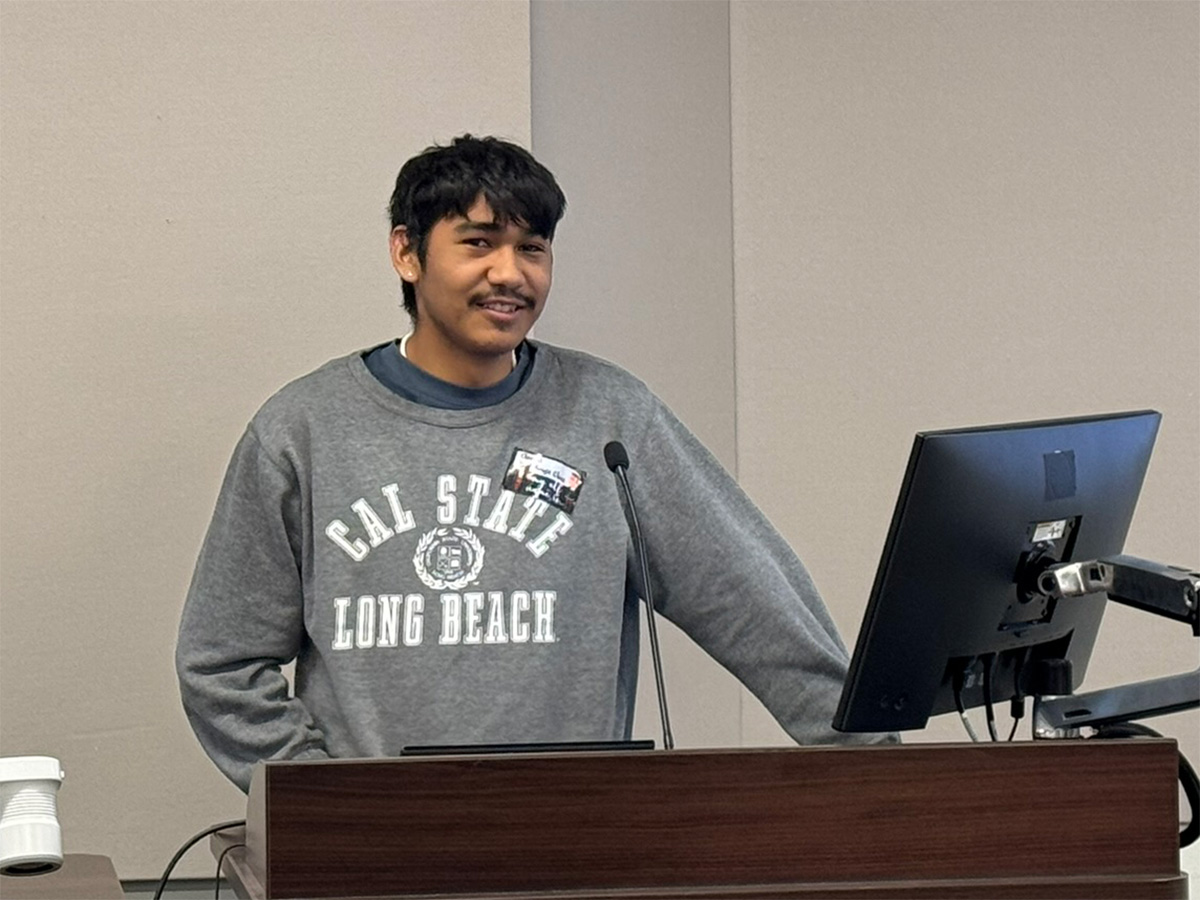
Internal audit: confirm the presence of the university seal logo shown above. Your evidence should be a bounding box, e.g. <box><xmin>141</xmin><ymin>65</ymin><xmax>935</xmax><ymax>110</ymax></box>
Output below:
<box><xmin>412</xmin><ymin>526</ymin><xmax>486</xmax><ymax>590</ymax></box>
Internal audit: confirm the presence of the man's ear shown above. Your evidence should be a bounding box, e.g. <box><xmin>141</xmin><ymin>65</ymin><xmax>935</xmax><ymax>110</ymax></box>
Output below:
<box><xmin>389</xmin><ymin>227</ymin><xmax>420</xmax><ymax>283</ymax></box>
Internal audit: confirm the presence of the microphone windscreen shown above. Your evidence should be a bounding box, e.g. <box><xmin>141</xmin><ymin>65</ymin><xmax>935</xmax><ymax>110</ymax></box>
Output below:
<box><xmin>603</xmin><ymin>441</ymin><xmax>630</xmax><ymax>472</ymax></box>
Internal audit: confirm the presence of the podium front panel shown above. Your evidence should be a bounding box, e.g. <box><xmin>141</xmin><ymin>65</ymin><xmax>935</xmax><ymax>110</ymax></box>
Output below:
<box><xmin>241</xmin><ymin>742</ymin><xmax>1182</xmax><ymax>898</ymax></box>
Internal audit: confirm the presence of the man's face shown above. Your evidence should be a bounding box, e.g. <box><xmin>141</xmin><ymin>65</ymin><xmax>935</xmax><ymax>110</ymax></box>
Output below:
<box><xmin>391</xmin><ymin>196</ymin><xmax>552</xmax><ymax>384</ymax></box>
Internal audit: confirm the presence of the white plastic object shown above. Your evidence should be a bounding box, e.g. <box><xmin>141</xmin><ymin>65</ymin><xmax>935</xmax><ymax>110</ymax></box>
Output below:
<box><xmin>0</xmin><ymin>756</ymin><xmax>65</xmax><ymax>876</ymax></box>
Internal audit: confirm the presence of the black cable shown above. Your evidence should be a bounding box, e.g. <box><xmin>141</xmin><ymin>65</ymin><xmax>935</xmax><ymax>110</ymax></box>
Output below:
<box><xmin>983</xmin><ymin>654</ymin><xmax>999</xmax><ymax>742</ymax></box>
<box><xmin>152</xmin><ymin>819</ymin><xmax>246</xmax><ymax>900</ymax></box>
<box><xmin>1092</xmin><ymin>723</ymin><xmax>1199</xmax><ymax>848</ymax></box>
<box><xmin>1181</xmin><ymin>752</ymin><xmax>1199</xmax><ymax>848</ymax></box>
<box><xmin>1007</xmin><ymin>648</ymin><xmax>1030</xmax><ymax>742</ymax></box>
<box><xmin>214</xmin><ymin>842</ymin><xmax>246</xmax><ymax>899</ymax></box>
<box><xmin>1006</xmin><ymin>698</ymin><xmax>1025</xmax><ymax>742</ymax></box>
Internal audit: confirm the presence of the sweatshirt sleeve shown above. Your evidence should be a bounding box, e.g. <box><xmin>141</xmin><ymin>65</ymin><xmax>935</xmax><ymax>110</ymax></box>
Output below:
<box><xmin>176</xmin><ymin>426</ymin><xmax>330</xmax><ymax>792</ymax></box>
<box><xmin>628</xmin><ymin>398</ymin><xmax>896</xmax><ymax>747</ymax></box>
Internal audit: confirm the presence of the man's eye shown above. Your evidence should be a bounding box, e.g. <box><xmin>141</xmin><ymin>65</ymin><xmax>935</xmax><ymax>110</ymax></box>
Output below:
<box><xmin>521</xmin><ymin>244</ymin><xmax>547</xmax><ymax>254</ymax></box>
<box><xmin>462</xmin><ymin>237</ymin><xmax>490</xmax><ymax>247</ymax></box>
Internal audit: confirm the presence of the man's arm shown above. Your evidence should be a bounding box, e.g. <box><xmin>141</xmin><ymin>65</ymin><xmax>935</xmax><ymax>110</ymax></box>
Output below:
<box><xmin>176</xmin><ymin>427</ymin><xmax>329</xmax><ymax>792</ymax></box>
<box><xmin>628</xmin><ymin>399</ymin><xmax>896</xmax><ymax>746</ymax></box>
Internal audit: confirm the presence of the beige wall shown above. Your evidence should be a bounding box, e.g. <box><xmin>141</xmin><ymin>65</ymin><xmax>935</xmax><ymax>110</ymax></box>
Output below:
<box><xmin>0</xmin><ymin>0</ymin><xmax>532</xmax><ymax>878</ymax></box>
<box><xmin>1</xmin><ymin>0</ymin><xmax>1196</xmax><ymax>884</ymax></box>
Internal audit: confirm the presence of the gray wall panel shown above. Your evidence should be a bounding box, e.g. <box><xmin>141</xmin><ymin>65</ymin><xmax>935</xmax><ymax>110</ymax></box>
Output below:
<box><xmin>531</xmin><ymin>0</ymin><xmax>747</xmax><ymax>749</ymax></box>
<box><xmin>730</xmin><ymin>0</ymin><xmax>1199</xmax><ymax>755</ymax></box>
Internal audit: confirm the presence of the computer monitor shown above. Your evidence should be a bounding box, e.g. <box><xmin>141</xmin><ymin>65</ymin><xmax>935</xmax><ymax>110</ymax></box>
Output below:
<box><xmin>833</xmin><ymin>410</ymin><xmax>1161</xmax><ymax>734</ymax></box>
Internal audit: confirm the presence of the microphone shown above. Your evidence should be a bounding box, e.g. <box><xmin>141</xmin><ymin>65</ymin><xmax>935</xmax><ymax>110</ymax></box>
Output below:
<box><xmin>604</xmin><ymin>441</ymin><xmax>674</xmax><ymax>750</ymax></box>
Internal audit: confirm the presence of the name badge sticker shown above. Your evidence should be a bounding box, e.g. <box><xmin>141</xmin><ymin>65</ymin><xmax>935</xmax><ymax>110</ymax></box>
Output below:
<box><xmin>503</xmin><ymin>449</ymin><xmax>586</xmax><ymax>514</ymax></box>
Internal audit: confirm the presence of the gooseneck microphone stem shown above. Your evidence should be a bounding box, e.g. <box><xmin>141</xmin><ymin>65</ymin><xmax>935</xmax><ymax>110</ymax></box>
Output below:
<box><xmin>605</xmin><ymin>441</ymin><xmax>674</xmax><ymax>751</ymax></box>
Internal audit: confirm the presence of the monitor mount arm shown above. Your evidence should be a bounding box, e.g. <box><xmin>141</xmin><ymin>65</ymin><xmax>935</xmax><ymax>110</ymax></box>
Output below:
<box><xmin>1032</xmin><ymin>554</ymin><xmax>1199</xmax><ymax>738</ymax></box>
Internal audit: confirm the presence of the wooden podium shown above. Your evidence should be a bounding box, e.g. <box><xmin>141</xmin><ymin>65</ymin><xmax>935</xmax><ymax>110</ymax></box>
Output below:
<box><xmin>214</xmin><ymin>741</ymin><xmax>1186</xmax><ymax>899</ymax></box>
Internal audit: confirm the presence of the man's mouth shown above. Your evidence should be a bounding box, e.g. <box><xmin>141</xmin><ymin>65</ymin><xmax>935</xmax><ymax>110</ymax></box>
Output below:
<box><xmin>476</xmin><ymin>296</ymin><xmax>528</xmax><ymax>314</ymax></box>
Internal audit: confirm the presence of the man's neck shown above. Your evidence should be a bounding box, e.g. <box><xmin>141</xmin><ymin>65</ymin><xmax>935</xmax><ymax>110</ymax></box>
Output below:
<box><xmin>400</xmin><ymin>331</ymin><xmax>516</xmax><ymax>388</ymax></box>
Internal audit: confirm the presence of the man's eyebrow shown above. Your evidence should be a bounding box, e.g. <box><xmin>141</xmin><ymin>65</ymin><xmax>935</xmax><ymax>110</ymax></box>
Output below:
<box><xmin>454</xmin><ymin>218</ymin><xmax>504</xmax><ymax>233</ymax></box>
<box><xmin>453</xmin><ymin>218</ymin><xmax>544</xmax><ymax>239</ymax></box>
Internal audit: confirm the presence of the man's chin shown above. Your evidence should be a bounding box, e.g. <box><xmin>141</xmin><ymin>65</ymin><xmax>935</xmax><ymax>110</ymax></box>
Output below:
<box><xmin>461</xmin><ymin>330</ymin><xmax>526</xmax><ymax>359</ymax></box>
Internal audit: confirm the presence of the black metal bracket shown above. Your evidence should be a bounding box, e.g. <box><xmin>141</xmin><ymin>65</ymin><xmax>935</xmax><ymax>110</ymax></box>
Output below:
<box><xmin>1032</xmin><ymin>555</ymin><xmax>1198</xmax><ymax>737</ymax></box>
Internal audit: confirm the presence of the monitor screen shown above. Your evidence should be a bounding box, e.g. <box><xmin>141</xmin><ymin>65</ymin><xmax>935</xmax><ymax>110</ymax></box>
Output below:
<box><xmin>833</xmin><ymin>410</ymin><xmax>1161</xmax><ymax>734</ymax></box>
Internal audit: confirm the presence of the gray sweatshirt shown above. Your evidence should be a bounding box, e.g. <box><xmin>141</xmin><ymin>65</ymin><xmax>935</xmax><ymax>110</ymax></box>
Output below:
<box><xmin>177</xmin><ymin>342</ymin><xmax>882</xmax><ymax>791</ymax></box>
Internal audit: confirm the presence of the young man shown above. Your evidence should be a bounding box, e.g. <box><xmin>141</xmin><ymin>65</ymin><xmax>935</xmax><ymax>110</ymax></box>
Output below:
<box><xmin>177</xmin><ymin>136</ymin><xmax>888</xmax><ymax>793</ymax></box>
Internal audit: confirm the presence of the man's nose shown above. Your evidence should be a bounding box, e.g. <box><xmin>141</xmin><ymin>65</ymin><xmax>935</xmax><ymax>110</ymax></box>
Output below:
<box><xmin>487</xmin><ymin>247</ymin><xmax>523</xmax><ymax>287</ymax></box>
